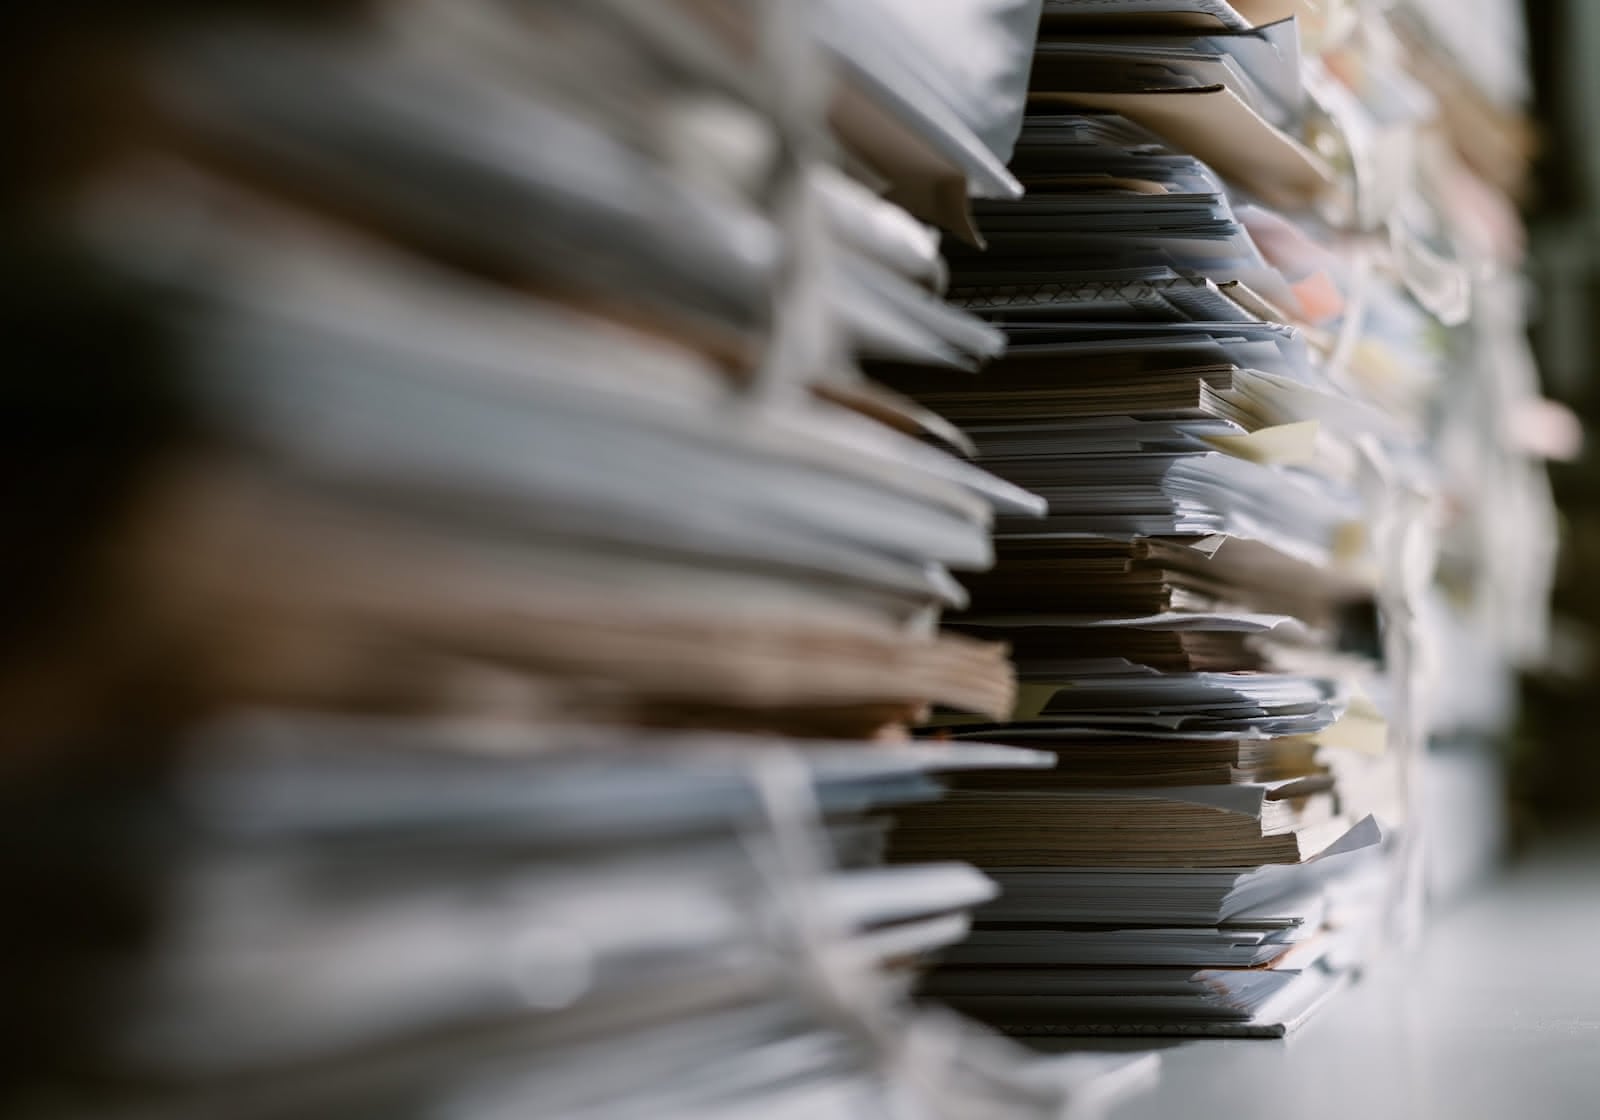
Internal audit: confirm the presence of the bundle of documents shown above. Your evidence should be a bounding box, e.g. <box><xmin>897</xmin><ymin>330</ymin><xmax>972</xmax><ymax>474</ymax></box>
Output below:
<box><xmin>1392</xmin><ymin>0</ymin><xmax>1559</xmax><ymax>896</ymax></box>
<box><xmin>11</xmin><ymin>715</ymin><xmax>1168</xmax><ymax>1117</ymax></box>
<box><xmin>2</xmin><ymin>0</ymin><xmax>1178</xmax><ymax>1114</ymax></box>
<box><xmin>47</xmin><ymin>9</ymin><xmax>1033</xmax><ymax>743</ymax></box>
<box><xmin>875</xmin><ymin>0</ymin><xmax>1554</xmax><ymax>1038</ymax></box>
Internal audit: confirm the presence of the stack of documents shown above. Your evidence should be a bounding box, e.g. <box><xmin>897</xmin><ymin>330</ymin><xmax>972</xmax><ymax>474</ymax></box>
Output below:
<box><xmin>1384</xmin><ymin>0</ymin><xmax>1558</xmax><ymax>896</ymax></box>
<box><xmin>34</xmin><ymin>0</ymin><xmax>1055</xmax><ymax>743</ymax></box>
<box><xmin>872</xmin><ymin>0</ymin><xmax>1477</xmax><ymax>1038</ymax></box>
<box><xmin>14</xmin><ymin>714</ymin><xmax>1168</xmax><ymax>1117</ymax></box>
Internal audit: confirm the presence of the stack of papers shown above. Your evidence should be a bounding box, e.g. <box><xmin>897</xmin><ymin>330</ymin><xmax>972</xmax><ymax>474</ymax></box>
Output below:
<box><xmin>57</xmin><ymin>1</ymin><xmax>1050</xmax><ymax>744</ymax></box>
<box><xmin>958</xmin><ymin>536</ymin><xmax>1366</xmax><ymax>623</ymax></box>
<box><xmin>25</xmin><ymin>715</ymin><xmax>1164</xmax><ymax>1116</ymax></box>
<box><xmin>873</xmin><ymin>0</ymin><xmax>1459</xmax><ymax>1039</ymax></box>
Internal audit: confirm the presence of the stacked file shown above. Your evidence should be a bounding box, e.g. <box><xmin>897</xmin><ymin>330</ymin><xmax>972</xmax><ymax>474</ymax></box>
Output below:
<box><xmin>12</xmin><ymin>716</ymin><xmax>1168</xmax><ymax>1117</ymax></box>
<box><xmin>2</xmin><ymin>1</ymin><xmax>1177</xmax><ymax>1116</ymax></box>
<box><xmin>38</xmin><ymin>6</ymin><xmax>1037</xmax><ymax>743</ymax></box>
<box><xmin>1386</xmin><ymin>0</ymin><xmax>1560</xmax><ymax>893</ymax></box>
<box><xmin>876</xmin><ymin>0</ymin><xmax>1475</xmax><ymax>1037</ymax></box>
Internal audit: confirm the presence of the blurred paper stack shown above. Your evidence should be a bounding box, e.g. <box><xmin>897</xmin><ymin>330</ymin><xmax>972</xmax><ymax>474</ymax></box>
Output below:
<box><xmin>2</xmin><ymin>1</ymin><xmax>1172</xmax><ymax>1116</ymax></box>
<box><xmin>15</xmin><ymin>715</ymin><xmax>1137</xmax><ymax>1118</ymax></box>
<box><xmin>1383</xmin><ymin>0</ymin><xmax>1562</xmax><ymax>898</ymax></box>
<box><xmin>878</xmin><ymin>0</ymin><xmax>1554</xmax><ymax>1038</ymax></box>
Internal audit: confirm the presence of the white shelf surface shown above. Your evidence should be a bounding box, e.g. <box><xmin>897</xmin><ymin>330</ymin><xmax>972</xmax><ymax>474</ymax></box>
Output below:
<box><xmin>1058</xmin><ymin>835</ymin><xmax>1600</xmax><ymax>1120</ymax></box>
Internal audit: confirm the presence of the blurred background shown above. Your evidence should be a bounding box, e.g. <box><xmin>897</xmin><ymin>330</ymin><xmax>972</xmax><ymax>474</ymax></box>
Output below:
<box><xmin>1518</xmin><ymin>0</ymin><xmax>1600</xmax><ymax>825</ymax></box>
